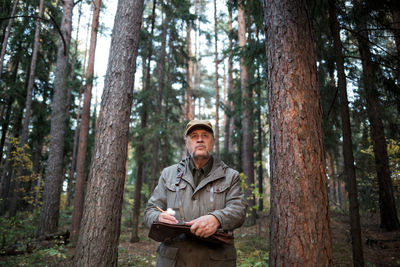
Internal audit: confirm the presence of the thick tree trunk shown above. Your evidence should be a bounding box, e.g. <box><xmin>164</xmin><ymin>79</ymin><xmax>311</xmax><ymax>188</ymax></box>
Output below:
<box><xmin>74</xmin><ymin>0</ymin><xmax>144</xmax><ymax>265</ymax></box>
<box><xmin>264</xmin><ymin>0</ymin><xmax>333</xmax><ymax>265</ymax></box>
<box><xmin>0</xmin><ymin>0</ymin><xmax>19</xmax><ymax>82</ymax></box>
<box><xmin>37</xmin><ymin>0</ymin><xmax>74</xmax><ymax>237</ymax></box>
<box><xmin>329</xmin><ymin>0</ymin><xmax>364</xmax><ymax>264</ymax></box>
<box><xmin>238</xmin><ymin>0</ymin><xmax>256</xmax><ymax>226</ymax></box>
<box><xmin>71</xmin><ymin>0</ymin><xmax>102</xmax><ymax>241</ymax></box>
<box><xmin>354</xmin><ymin>0</ymin><xmax>400</xmax><ymax>231</ymax></box>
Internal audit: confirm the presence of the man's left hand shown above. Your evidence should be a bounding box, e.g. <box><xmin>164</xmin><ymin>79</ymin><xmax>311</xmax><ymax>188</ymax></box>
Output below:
<box><xmin>185</xmin><ymin>215</ymin><xmax>220</xmax><ymax>238</ymax></box>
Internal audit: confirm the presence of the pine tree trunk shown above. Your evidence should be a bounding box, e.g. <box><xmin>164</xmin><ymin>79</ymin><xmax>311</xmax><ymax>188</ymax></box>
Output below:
<box><xmin>354</xmin><ymin>0</ymin><xmax>400</xmax><ymax>231</ymax></box>
<box><xmin>227</xmin><ymin>2</ymin><xmax>234</xmax><ymax>154</ymax></box>
<box><xmin>150</xmin><ymin>0</ymin><xmax>169</xmax><ymax>193</ymax></box>
<box><xmin>131</xmin><ymin>0</ymin><xmax>156</xmax><ymax>242</ymax></box>
<box><xmin>37</xmin><ymin>0</ymin><xmax>74</xmax><ymax>237</ymax></box>
<box><xmin>67</xmin><ymin>0</ymin><xmax>84</xmax><ymax>208</ymax></box>
<box><xmin>71</xmin><ymin>0</ymin><xmax>102</xmax><ymax>241</ymax></box>
<box><xmin>213</xmin><ymin>0</ymin><xmax>220</xmax><ymax>158</ymax></box>
<box><xmin>390</xmin><ymin>5</ymin><xmax>400</xmax><ymax>84</ymax></box>
<box><xmin>186</xmin><ymin>21</ymin><xmax>193</xmax><ymax>120</ymax></box>
<box><xmin>329</xmin><ymin>0</ymin><xmax>364</xmax><ymax>264</ymax></box>
<box><xmin>74</xmin><ymin>0</ymin><xmax>144</xmax><ymax>265</ymax></box>
<box><xmin>238</xmin><ymin>0</ymin><xmax>256</xmax><ymax>226</ymax></box>
<box><xmin>0</xmin><ymin>0</ymin><xmax>19</xmax><ymax>82</ymax></box>
<box><xmin>264</xmin><ymin>0</ymin><xmax>333</xmax><ymax>265</ymax></box>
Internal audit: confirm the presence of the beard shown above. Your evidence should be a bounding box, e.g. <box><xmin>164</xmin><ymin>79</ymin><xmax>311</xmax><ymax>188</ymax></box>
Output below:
<box><xmin>190</xmin><ymin>150</ymin><xmax>212</xmax><ymax>160</ymax></box>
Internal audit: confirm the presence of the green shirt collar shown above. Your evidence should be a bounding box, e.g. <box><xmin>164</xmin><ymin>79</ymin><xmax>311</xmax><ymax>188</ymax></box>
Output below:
<box><xmin>189</xmin><ymin>155</ymin><xmax>214</xmax><ymax>177</ymax></box>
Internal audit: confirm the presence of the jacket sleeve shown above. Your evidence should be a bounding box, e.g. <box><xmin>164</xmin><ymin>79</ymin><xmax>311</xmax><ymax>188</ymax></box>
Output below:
<box><xmin>144</xmin><ymin>170</ymin><xmax>167</xmax><ymax>228</ymax></box>
<box><xmin>208</xmin><ymin>170</ymin><xmax>248</xmax><ymax>231</ymax></box>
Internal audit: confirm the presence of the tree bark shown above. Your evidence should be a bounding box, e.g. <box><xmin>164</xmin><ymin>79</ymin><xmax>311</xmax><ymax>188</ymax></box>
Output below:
<box><xmin>264</xmin><ymin>0</ymin><xmax>333</xmax><ymax>265</ymax></box>
<box><xmin>150</xmin><ymin>0</ymin><xmax>169</xmax><ymax>193</ymax></box>
<box><xmin>0</xmin><ymin>0</ymin><xmax>19</xmax><ymax>82</ymax></box>
<box><xmin>71</xmin><ymin>0</ymin><xmax>102</xmax><ymax>241</ymax></box>
<box><xmin>131</xmin><ymin>0</ymin><xmax>156</xmax><ymax>243</ymax></box>
<box><xmin>186</xmin><ymin>20</ymin><xmax>194</xmax><ymax>120</ymax></box>
<box><xmin>37</xmin><ymin>0</ymin><xmax>74</xmax><ymax>237</ymax></box>
<box><xmin>329</xmin><ymin>0</ymin><xmax>364</xmax><ymax>264</ymax></box>
<box><xmin>20</xmin><ymin>0</ymin><xmax>44</xmax><ymax>146</ymax></box>
<box><xmin>353</xmin><ymin>0</ymin><xmax>400</xmax><ymax>231</ymax></box>
<box><xmin>74</xmin><ymin>0</ymin><xmax>144</xmax><ymax>265</ymax></box>
<box><xmin>213</xmin><ymin>0</ymin><xmax>220</xmax><ymax>158</ymax></box>
<box><xmin>238</xmin><ymin>0</ymin><xmax>256</xmax><ymax>226</ymax></box>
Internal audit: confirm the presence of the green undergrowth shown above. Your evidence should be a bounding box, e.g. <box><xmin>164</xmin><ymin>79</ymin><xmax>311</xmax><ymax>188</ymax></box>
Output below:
<box><xmin>236</xmin><ymin>230</ymin><xmax>269</xmax><ymax>267</ymax></box>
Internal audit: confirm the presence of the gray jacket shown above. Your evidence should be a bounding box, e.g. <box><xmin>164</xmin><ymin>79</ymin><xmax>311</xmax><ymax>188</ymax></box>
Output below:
<box><xmin>144</xmin><ymin>158</ymin><xmax>247</xmax><ymax>267</ymax></box>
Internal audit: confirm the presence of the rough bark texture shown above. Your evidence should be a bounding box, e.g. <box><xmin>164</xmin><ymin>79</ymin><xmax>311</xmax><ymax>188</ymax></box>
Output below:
<box><xmin>37</xmin><ymin>0</ymin><xmax>74</xmax><ymax>237</ymax></box>
<box><xmin>238</xmin><ymin>0</ymin><xmax>256</xmax><ymax>226</ymax></box>
<box><xmin>329</xmin><ymin>0</ymin><xmax>364</xmax><ymax>265</ymax></box>
<box><xmin>74</xmin><ymin>0</ymin><xmax>144</xmax><ymax>265</ymax></box>
<box><xmin>354</xmin><ymin>0</ymin><xmax>400</xmax><ymax>231</ymax></box>
<box><xmin>71</xmin><ymin>0</ymin><xmax>101</xmax><ymax>241</ymax></box>
<box><xmin>264</xmin><ymin>0</ymin><xmax>333</xmax><ymax>265</ymax></box>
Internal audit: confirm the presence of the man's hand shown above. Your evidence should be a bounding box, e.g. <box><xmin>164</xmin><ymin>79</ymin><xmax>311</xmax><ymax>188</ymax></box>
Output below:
<box><xmin>185</xmin><ymin>215</ymin><xmax>220</xmax><ymax>238</ymax></box>
<box><xmin>158</xmin><ymin>212</ymin><xmax>178</xmax><ymax>224</ymax></box>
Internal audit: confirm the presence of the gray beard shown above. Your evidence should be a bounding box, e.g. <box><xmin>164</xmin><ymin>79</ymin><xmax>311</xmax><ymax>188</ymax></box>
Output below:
<box><xmin>190</xmin><ymin>151</ymin><xmax>211</xmax><ymax>160</ymax></box>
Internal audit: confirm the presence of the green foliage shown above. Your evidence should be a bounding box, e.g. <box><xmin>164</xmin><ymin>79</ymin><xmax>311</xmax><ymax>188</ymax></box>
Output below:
<box><xmin>7</xmin><ymin>138</ymin><xmax>41</xmax><ymax>207</ymax></box>
<box><xmin>239</xmin><ymin>173</ymin><xmax>267</xmax><ymax>213</ymax></box>
<box><xmin>236</xmin><ymin>232</ymin><xmax>269</xmax><ymax>267</ymax></box>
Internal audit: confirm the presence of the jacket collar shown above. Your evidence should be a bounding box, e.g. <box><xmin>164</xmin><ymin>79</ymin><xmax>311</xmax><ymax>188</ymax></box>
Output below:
<box><xmin>182</xmin><ymin>157</ymin><xmax>227</xmax><ymax>194</ymax></box>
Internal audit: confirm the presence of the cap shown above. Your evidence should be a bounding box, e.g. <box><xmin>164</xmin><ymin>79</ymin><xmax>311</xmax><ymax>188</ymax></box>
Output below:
<box><xmin>184</xmin><ymin>120</ymin><xmax>214</xmax><ymax>136</ymax></box>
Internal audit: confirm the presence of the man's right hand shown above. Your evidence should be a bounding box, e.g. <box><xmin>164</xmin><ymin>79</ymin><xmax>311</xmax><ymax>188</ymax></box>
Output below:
<box><xmin>158</xmin><ymin>212</ymin><xmax>178</xmax><ymax>224</ymax></box>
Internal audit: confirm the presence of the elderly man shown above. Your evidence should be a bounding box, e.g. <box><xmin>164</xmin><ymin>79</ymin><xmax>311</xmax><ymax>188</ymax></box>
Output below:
<box><xmin>144</xmin><ymin>119</ymin><xmax>247</xmax><ymax>267</ymax></box>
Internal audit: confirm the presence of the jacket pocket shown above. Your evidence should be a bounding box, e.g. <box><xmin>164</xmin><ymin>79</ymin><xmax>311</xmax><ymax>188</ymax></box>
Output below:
<box><xmin>207</xmin><ymin>181</ymin><xmax>230</xmax><ymax>210</ymax></box>
<box><xmin>156</xmin><ymin>243</ymin><xmax>179</xmax><ymax>267</ymax></box>
<box><xmin>208</xmin><ymin>246</ymin><xmax>236</xmax><ymax>266</ymax></box>
<box><xmin>165</xmin><ymin>182</ymin><xmax>187</xmax><ymax>212</ymax></box>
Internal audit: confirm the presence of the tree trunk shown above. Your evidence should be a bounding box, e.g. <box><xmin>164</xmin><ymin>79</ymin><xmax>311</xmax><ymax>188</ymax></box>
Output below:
<box><xmin>213</xmin><ymin>0</ymin><xmax>220</xmax><ymax>158</ymax></box>
<box><xmin>238</xmin><ymin>0</ymin><xmax>256</xmax><ymax>226</ymax></box>
<box><xmin>74</xmin><ymin>0</ymin><xmax>144</xmax><ymax>265</ymax></box>
<box><xmin>390</xmin><ymin>4</ymin><xmax>400</xmax><ymax>84</ymax></box>
<box><xmin>0</xmin><ymin>0</ymin><xmax>19</xmax><ymax>82</ymax></box>
<box><xmin>71</xmin><ymin>0</ymin><xmax>102</xmax><ymax>241</ymax></box>
<box><xmin>226</xmin><ymin>1</ymin><xmax>235</xmax><ymax>154</ymax></box>
<box><xmin>37</xmin><ymin>0</ymin><xmax>74</xmax><ymax>237</ymax></box>
<box><xmin>264</xmin><ymin>0</ymin><xmax>333</xmax><ymax>265</ymax></box>
<box><xmin>131</xmin><ymin>0</ymin><xmax>156</xmax><ymax>242</ymax></box>
<box><xmin>354</xmin><ymin>0</ymin><xmax>400</xmax><ymax>231</ymax></box>
<box><xmin>329</xmin><ymin>0</ymin><xmax>364</xmax><ymax>264</ymax></box>
<box><xmin>186</xmin><ymin>20</ymin><xmax>194</xmax><ymax>120</ymax></box>
<box><xmin>20</xmin><ymin>0</ymin><xmax>44</xmax><ymax>146</ymax></box>
<box><xmin>67</xmin><ymin>0</ymin><xmax>84</xmax><ymax>208</ymax></box>
<box><xmin>150</xmin><ymin>0</ymin><xmax>169</xmax><ymax>194</ymax></box>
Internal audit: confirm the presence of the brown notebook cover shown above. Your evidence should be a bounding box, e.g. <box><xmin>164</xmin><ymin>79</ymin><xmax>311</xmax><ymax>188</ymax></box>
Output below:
<box><xmin>148</xmin><ymin>221</ymin><xmax>234</xmax><ymax>245</ymax></box>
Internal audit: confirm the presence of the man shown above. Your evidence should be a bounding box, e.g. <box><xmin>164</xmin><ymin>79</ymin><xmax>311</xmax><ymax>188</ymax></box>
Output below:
<box><xmin>144</xmin><ymin>119</ymin><xmax>247</xmax><ymax>267</ymax></box>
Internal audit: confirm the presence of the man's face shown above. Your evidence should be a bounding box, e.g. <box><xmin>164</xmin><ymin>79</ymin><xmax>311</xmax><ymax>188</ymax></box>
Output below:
<box><xmin>185</xmin><ymin>129</ymin><xmax>214</xmax><ymax>160</ymax></box>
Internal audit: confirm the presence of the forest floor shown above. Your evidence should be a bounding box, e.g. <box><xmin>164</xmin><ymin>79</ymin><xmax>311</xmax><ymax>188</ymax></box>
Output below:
<box><xmin>1</xmin><ymin>210</ymin><xmax>400</xmax><ymax>266</ymax></box>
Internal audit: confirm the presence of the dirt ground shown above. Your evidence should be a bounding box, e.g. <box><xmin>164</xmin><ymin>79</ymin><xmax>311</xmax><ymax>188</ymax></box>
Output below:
<box><xmin>117</xmin><ymin>211</ymin><xmax>400</xmax><ymax>266</ymax></box>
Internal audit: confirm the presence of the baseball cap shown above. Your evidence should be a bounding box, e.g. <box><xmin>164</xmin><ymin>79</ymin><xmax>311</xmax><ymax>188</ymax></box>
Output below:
<box><xmin>184</xmin><ymin>120</ymin><xmax>214</xmax><ymax>136</ymax></box>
